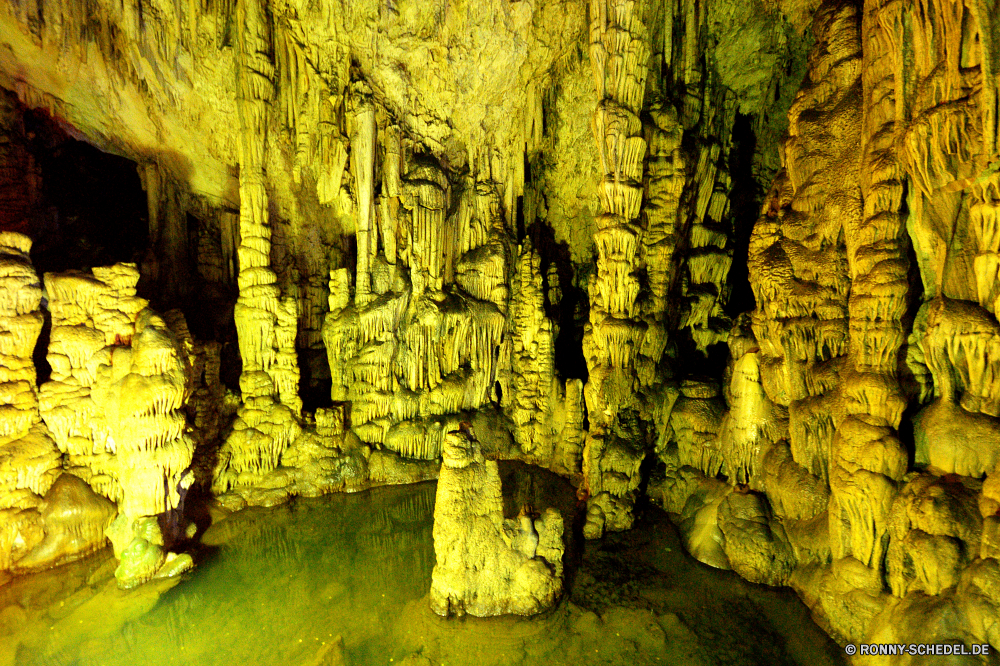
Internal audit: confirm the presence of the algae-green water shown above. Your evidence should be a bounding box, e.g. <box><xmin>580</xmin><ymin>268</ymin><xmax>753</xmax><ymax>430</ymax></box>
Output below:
<box><xmin>1</xmin><ymin>479</ymin><xmax>845</xmax><ymax>666</ymax></box>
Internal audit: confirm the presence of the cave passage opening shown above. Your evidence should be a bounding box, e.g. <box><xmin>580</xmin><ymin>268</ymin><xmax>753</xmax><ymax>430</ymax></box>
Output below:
<box><xmin>18</xmin><ymin>106</ymin><xmax>150</xmax><ymax>276</ymax></box>
<box><xmin>0</xmin><ymin>93</ymin><xmax>152</xmax><ymax>386</ymax></box>
<box><xmin>0</xmin><ymin>90</ymin><xmax>253</xmax><ymax>397</ymax></box>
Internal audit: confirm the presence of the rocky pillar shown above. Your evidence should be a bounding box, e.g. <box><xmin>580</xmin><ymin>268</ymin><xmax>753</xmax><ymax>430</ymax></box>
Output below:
<box><xmin>827</xmin><ymin>0</ymin><xmax>910</xmax><ymax>570</ymax></box>
<box><xmin>0</xmin><ymin>233</ymin><xmax>62</xmax><ymax>572</ymax></box>
<box><xmin>580</xmin><ymin>0</ymin><xmax>652</xmax><ymax>537</ymax></box>
<box><xmin>212</xmin><ymin>0</ymin><xmax>303</xmax><ymax>494</ymax></box>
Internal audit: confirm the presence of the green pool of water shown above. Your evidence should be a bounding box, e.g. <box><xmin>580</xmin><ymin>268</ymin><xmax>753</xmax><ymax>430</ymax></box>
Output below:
<box><xmin>1</xmin><ymin>478</ymin><xmax>845</xmax><ymax>666</ymax></box>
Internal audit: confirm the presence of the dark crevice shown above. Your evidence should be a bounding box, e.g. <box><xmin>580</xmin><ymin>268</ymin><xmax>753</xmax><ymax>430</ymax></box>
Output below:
<box><xmin>515</xmin><ymin>194</ymin><xmax>526</xmax><ymax>241</ymax></box>
<box><xmin>219</xmin><ymin>339</ymin><xmax>242</xmax><ymax>394</ymax></box>
<box><xmin>526</xmin><ymin>220</ymin><xmax>589</xmax><ymax>382</ymax></box>
<box><xmin>299</xmin><ymin>348</ymin><xmax>333</xmax><ymax>412</ymax></box>
<box><xmin>17</xmin><ymin>106</ymin><xmax>149</xmax><ymax>276</ymax></box>
<box><xmin>33</xmin><ymin>303</ymin><xmax>52</xmax><ymax>386</ymax></box>
<box><xmin>724</xmin><ymin>112</ymin><xmax>761</xmax><ymax>319</ymax></box>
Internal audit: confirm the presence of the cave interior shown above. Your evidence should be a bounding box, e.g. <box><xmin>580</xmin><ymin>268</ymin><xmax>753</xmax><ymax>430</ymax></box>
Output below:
<box><xmin>1</xmin><ymin>0</ymin><xmax>999</xmax><ymax>664</ymax></box>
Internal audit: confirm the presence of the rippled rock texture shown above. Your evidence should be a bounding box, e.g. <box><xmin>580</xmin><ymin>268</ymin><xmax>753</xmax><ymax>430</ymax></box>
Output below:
<box><xmin>2</xmin><ymin>0</ymin><xmax>1000</xmax><ymax>659</ymax></box>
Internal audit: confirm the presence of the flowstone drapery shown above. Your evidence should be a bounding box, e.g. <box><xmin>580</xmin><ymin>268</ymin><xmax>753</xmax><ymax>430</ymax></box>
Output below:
<box><xmin>320</xmin><ymin>108</ymin><xmax>584</xmax><ymax>479</ymax></box>
<box><xmin>322</xmin><ymin>153</ymin><xmax>509</xmax><ymax>460</ymax></box>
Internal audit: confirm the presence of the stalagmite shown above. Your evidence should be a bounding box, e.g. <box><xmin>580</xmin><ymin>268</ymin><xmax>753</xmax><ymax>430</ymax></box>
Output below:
<box><xmin>91</xmin><ymin>310</ymin><xmax>194</xmax><ymax>520</ymax></box>
<box><xmin>719</xmin><ymin>316</ymin><xmax>780</xmax><ymax>488</ymax></box>
<box><xmin>430</xmin><ymin>430</ymin><xmax>563</xmax><ymax>617</ymax></box>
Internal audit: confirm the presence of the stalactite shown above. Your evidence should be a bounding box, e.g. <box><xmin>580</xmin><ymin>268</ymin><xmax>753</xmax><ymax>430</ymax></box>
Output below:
<box><xmin>352</xmin><ymin>93</ymin><xmax>377</xmax><ymax>307</ymax></box>
<box><xmin>322</xmin><ymin>143</ymin><xmax>521</xmax><ymax>469</ymax></box>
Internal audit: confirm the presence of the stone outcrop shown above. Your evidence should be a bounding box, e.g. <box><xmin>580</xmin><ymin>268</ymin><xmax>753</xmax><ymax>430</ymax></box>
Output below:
<box><xmin>430</xmin><ymin>430</ymin><xmax>564</xmax><ymax>617</ymax></box>
<box><xmin>0</xmin><ymin>232</ymin><xmax>97</xmax><ymax>574</ymax></box>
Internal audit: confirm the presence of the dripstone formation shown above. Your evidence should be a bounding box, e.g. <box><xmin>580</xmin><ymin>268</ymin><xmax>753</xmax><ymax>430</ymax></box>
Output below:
<box><xmin>1</xmin><ymin>0</ymin><xmax>1000</xmax><ymax>656</ymax></box>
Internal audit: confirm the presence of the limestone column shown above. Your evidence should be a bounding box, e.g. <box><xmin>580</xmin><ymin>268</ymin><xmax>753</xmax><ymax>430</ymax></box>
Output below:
<box><xmin>581</xmin><ymin>0</ymin><xmax>651</xmax><ymax>536</ymax></box>
<box><xmin>827</xmin><ymin>0</ymin><xmax>910</xmax><ymax>571</ymax></box>
<box><xmin>351</xmin><ymin>96</ymin><xmax>377</xmax><ymax>307</ymax></box>
<box><xmin>213</xmin><ymin>0</ymin><xmax>303</xmax><ymax>495</ymax></box>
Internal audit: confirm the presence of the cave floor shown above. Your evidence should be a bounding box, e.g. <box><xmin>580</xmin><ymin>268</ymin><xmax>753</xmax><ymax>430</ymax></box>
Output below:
<box><xmin>0</xmin><ymin>471</ymin><xmax>845</xmax><ymax>666</ymax></box>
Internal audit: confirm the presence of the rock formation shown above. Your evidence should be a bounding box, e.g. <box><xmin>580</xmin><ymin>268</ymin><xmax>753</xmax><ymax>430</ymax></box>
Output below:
<box><xmin>4</xmin><ymin>0</ymin><xmax>1000</xmax><ymax>657</ymax></box>
<box><xmin>210</xmin><ymin>0</ymin><xmax>304</xmax><ymax>499</ymax></box>
<box><xmin>580</xmin><ymin>0</ymin><xmax>656</xmax><ymax>539</ymax></box>
<box><xmin>430</xmin><ymin>430</ymin><xmax>564</xmax><ymax>617</ymax></box>
<box><xmin>0</xmin><ymin>232</ymin><xmax>99</xmax><ymax>574</ymax></box>
<box><xmin>0</xmin><ymin>231</ymin><xmax>201</xmax><ymax>584</ymax></box>
<box><xmin>36</xmin><ymin>262</ymin><xmax>198</xmax><ymax>586</ymax></box>
<box><xmin>322</xmin><ymin>151</ymin><xmax>509</xmax><ymax>462</ymax></box>
<box><xmin>657</xmin><ymin>0</ymin><xmax>1000</xmax><ymax>650</ymax></box>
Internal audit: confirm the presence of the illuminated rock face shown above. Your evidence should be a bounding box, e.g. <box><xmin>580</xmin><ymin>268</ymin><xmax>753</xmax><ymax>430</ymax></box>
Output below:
<box><xmin>35</xmin><ymin>262</ymin><xmax>198</xmax><ymax>586</ymax></box>
<box><xmin>38</xmin><ymin>264</ymin><xmax>190</xmax><ymax>515</ymax></box>
<box><xmin>5</xmin><ymin>0</ymin><xmax>1000</xmax><ymax>653</ymax></box>
<box><xmin>322</xmin><ymin>158</ymin><xmax>510</xmax><ymax>460</ymax></box>
<box><xmin>430</xmin><ymin>431</ymin><xmax>563</xmax><ymax>617</ymax></box>
<box><xmin>319</xmin><ymin>133</ymin><xmax>584</xmax><ymax>479</ymax></box>
<box><xmin>0</xmin><ymin>235</ymin><xmax>201</xmax><ymax>580</ymax></box>
<box><xmin>579</xmin><ymin>0</ymin><xmax>654</xmax><ymax>538</ymax></box>
<box><xmin>0</xmin><ymin>232</ymin><xmax>76</xmax><ymax>573</ymax></box>
<box><xmin>668</xmin><ymin>0</ymin><xmax>1000</xmax><ymax>651</ymax></box>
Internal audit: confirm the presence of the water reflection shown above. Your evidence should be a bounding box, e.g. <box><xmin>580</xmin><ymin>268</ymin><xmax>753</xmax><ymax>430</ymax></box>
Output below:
<box><xmin>3</xmin><ymin>483</ymin><xmax>436</xmax><ymax>666</ymax></box>
<box><xmin>3</xmin><ymin>477</ymin><xmax>845</xmax><ymax>666</ymax></box>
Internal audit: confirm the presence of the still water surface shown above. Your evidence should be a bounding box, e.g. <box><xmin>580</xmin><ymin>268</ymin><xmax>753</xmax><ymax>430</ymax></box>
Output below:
<box><xmin>1</xmin><ymin>479</ymin><xmax>845</xmax><ymax>666</ymax></box>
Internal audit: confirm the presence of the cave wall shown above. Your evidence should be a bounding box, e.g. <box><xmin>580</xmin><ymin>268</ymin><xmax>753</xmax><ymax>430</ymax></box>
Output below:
<box><xmin>2</xmin><ymin>0</ymin><xmax>1000</xmax><ymax>657</ymax></box>
<box><xmin>654</xmin><ymin>0</ymin><xmax>1000</xmax><ymax>651</ymax></box>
